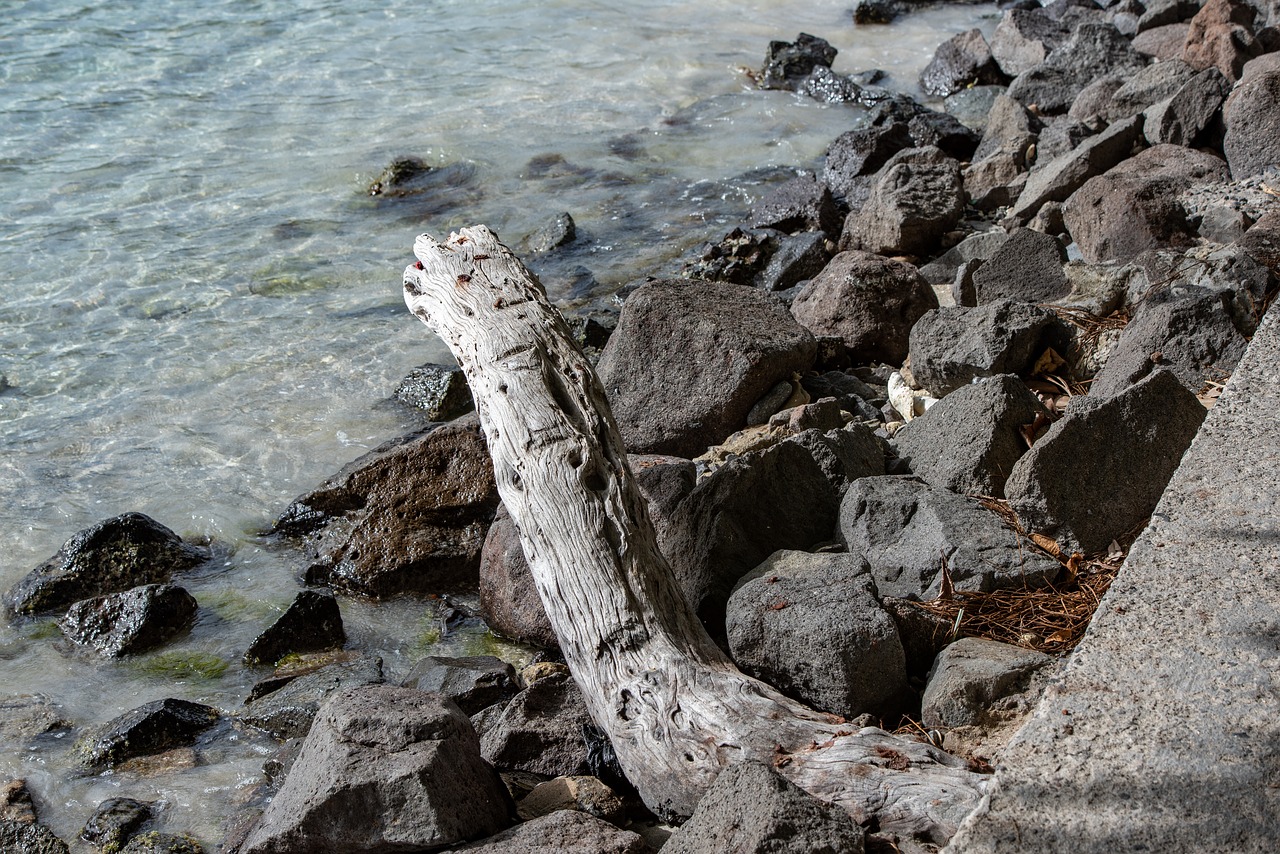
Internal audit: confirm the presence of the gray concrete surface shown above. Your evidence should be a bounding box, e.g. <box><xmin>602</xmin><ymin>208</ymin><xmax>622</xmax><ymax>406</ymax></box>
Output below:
<box><xmin>947</xmin><ymin>304</ymin><xmax>1280</xmax><ymax>852</ymax></box>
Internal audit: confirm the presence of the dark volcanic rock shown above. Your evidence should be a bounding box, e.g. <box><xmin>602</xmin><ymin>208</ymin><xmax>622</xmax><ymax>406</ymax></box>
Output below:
<box><xmin>118</xmin><ymin>831</ymin><xmax>203</xmax><ymax>854</ymax></box>
<box><xmin>921</xmin><ymin>638</ymin><xmax>1052</xmax><ymax>728</ymax></box>
<box><xmin>596</xmin><ymin>279</ymin><xmax>816</xmax><ymax>458</ymax></box>
<box><xmin>823</xmin><ymin>122</ymin><xmax>913</xmax><ymax>203</ymax></box>
<box><xmin>238</xmin><ymin>686</ymin><xmax>509</xmax><ymax>854</ymax></box>
<box><xmin>790</xmin><ymin>251</ymin><xmax>939</xmax><ymax>365</ymax></box>
<box><xmin>0</xmin><ymin>695</ymin><xmax>70</xmax><ymax>743</ymax></box>
<box><xmin>990</xmin><ymin>8</ymin><xmax>1070</xmax><ymax>77</ymax></box>
<box><xmin>523</xmin><ymin>211</ymin><xmax>577</xmax><ymax>253</ymax></box>
<box><xmin>453</xmin><ymin>810</ymin><xmax>648</xmax><ymax>854</ymax></box>
<box><xmin>909</xmin><ymin>300</ymin><xmax>1064</xmax><ymax>397</ymax></box>
<box><xmin>81</xmin><ymin>798</ymin><xmax>154</xmax><ymax>853</ymax></box>
<box><xmin>1007</xmin><ymin>22</ymin><xmax>1147</xmax><ymax>114</ymax></box>
<box><xmin>58</xmin><ymin>584</ymin><xmax>197</xmax><ymax>658</ymax></box>
<box><xmin>1143</xmin><ymin>67</ymin><xmax>1230</xmax><ymax>147</ymax></box>
<box><xmin>1006</xmin><ymin>368</ymin><xmax>1207</xmax><ymax>553</ymax></box>
<box><xmin>758</xmin><ymin>33</ymin><xmax>838</xmax><ymax>91</ymax></box>
<box><xmin>661</xmin><ymin>761</ymin><xmax>865</xmax><ymax>854</ymax></box>
<box><xmin>367</xmin><ymin>156</ymin><xmax>431</xmax><ymax>196</ymax></box>
<box><xmin>402</xmin><ymin>655</ymin><xmax>519</xmax><ymax>717</ymax></box>
<box><xmin>839</xmin><ymin>147</ymin><xmax>964</xmax><ymax>258</ymax></box>
<box><xmin>479</xmin><ymin>670</ymin><xmax>598</xmax><ymax>778</ymax></box>
<box><xmin>1134</xmin><ymin>22</ymin><xmax>1193</xmax><ymax>59</ymax></box>
<box><xmin>1102</xmin><ymin>58</ymin><xmax>1199</xmax><ymax>122</ymax></box>
<box><xmin>726</xmin><ymin>550</ymin><xmax>907</xmax><ymax>718</ymax></box>
<box><xmin>1008</xmin><ymin>113</ymin><xmax>1144</xmax><ymax>223</ymax></box>
<box><xmin>750</xmin><ymin>174</ymin><xmax>840</xmax><ymax>238</ymax></box>
<box><xmin>893</xmin><ymin>374</ymin><xmax>1051</xmax><ymax>498</ymax></box>
<box><xmin>1222</xmin><ymin>68</ymin><xmax>1280</xmax><ymax>179</ymax></box>
<box><xmin>4</xmin><ymin>513</ymin><xmax>208</xmax><ymax>617</ymax></box>
<box><xmin>1</xmin><ymin>780</ymin><xmax>69</xmax><ymax>854</ymax></box>
<box><xmin>919</xmin><ymin>230</ymin><xmax>1009</xmax><ymax>286</ymax></box>
<box><xmin>756</xmin><ymin>231</ymin><xmax>830</xmax><ymax>292</ymax></box>
<box><xmin>920</xmin><ymin>29</ymin><xmax>1004</xmax><ymax>99</ymax></box>
<box><xmin>838</xmin><ymin>476</ymin><xmax>1060</xmax><ymax>600</ymax></box>
<box><xmin>478</xmin><ymin>506</ymin><xmax>558</xmax><ymax>650</ymax></box>
<box><xmin>393</xmin><ymin>363</ymin><xmax>473</xmax><ymax>421</ymax></box>
<box><xmin>972</xmin><ymin>228</ymin><xmax>1070</xmax><ymax>305</ymax></box>
<box><xmin>75</xmin><ymin>698</ymin><xmax>218</xmax><ymax>771</ymax></box>
<box><xmin>275</xmin><ymin>417</ymin><xmax>498</xmax><ymax>598</ymax></box>
<box><xmin>243</xmin><ymin>589</ymin><xmax>344</xmax><ymax>667</ymax></box>
<box><xmin>1063</xmin><ymin>145</ymin><xmax>1231</xmax><ymax>263</ymax></box>
<box><xmin>242</xmin><ymin>654</ymin><xmax>384</xmax><ymax>740</ymax></box>
<box><xmin>1182</xmin><ymin>0</ymin><xmax>1261</xmax><ymax>81</ymax></box>
<box><xmin>682</xmin><ymin>227</ymin><xmax>778</xmax><ymax>286</ymax></box>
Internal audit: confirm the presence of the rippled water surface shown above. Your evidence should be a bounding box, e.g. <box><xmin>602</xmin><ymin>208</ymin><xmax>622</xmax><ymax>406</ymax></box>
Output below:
<box><xmin>0</xmin><ymin>0</ymin><xmax>994</xmax><ymax>844</ymax></box>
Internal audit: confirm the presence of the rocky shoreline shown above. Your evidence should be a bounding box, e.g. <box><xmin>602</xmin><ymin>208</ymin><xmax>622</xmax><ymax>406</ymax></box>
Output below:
<box><xmin>4</xmin><ymin>0</ymin><xmax>1280</xmax><ymax>851</ymax></box>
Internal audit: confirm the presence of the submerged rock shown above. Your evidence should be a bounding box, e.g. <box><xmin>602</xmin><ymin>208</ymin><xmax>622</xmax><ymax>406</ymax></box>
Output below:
<box><xmin>1</xmin><ymin>780</ymin><xmax>69</xmax><ymax>854</ymax></box>
<box><xmin>393</xmin><ymin>363</ymin><xmax>473</xmax><ymax>422</ymax></box>
<box><xmin>81</xmin><ymin>797</ymin><xmax>155</xmax><ymax>853</ymax></box>
<box><xmin>453</xmin><ymin>810</ymin><xmax>648</xmax><ymax>854</ymax></box>
<box><xmin>58</xmin><ymin>584</ymin><xmax>198</xmax><ymax>658</ymax></box>
<box><xmin>242</xmin><ymin>588</ymin><xmax>345</xmax><ymax>667</ymax></box>
<box><xmin>75</xmin><ymin>698</ymin><xmax>219</xmax><ymax>771</ymax></box>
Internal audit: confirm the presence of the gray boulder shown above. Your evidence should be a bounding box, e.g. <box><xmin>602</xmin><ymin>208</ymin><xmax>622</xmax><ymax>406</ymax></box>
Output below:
<box><xmin>1007</xmin><ymin>22</ymin><xmax>1148</xmax><ymax>114</ymax></box>
<box><xmin>756</xmin><ymin>231</ymin><xmax>830</xmax><ymax>293</ymax></box>
<box><xmin>921</xmin><ymin>638</ymin><xmax>1053</xmax><ymax>728</ymax></box>
<box><xmin>1143</xmin><ymin>67</ymin><xmax>1230</xmax><ymax>147</ymax></box>
<box><xmin>1067</xmin><ymin>75</ymin><xmax>1125</xmax><ymax>122</ymax></box>
<box><xmin>790</xmin><ymin>250</ymin><xmax>938</xmax><ymax>365</ymax></box>
<box><xmin>58</xmin><ymin>584</ymin><xmax>197</xmax><ymax>658</ymax></box>
<box><xmin>972</xmin><ymin>228</ymin><xmax>1070</xmax><ymax>305</ymax></box>
<box><xmin>275</xmin><ymin>418</ymin><xmax>499</xmax><ymax>597</ymax></box>
<box><xmin>726</xmin><ymin>551</ymin><xmax>907</xmax><ymax>718</ymax></box>
<box><xmin>823</xmin><ymin>122</ymin><xmax>913</xmax><ymax>204</ymax></box>
<box><xmin>661</xmin><ymin>760</ymin><xmax>864</xmax><ymax>854</ymax></box>
<box><xmin>893</xmin><ymin>374</ymin><xmax>1050</xmax><ymax>498</ymax></box>
<box><xmin>1006</xmin><ymin>368</ymin><xmax>1207</xmax><ymax>554</ymax></box>
<box><xmin>393</xmin><ymin>363</ymin><xmax>473</xmax><ymax>422</ymax></box>
<box><xmin>990</xmin><ymin>8</ymin><xmax>1070</xmax><ymax>77</ymax></box>
<box><xmin>750</xmin><ymin>174</ymin><xmax>841</xmax><ymax>238</ymax></box>
<box><xmin>523</xmin><ymin>211</ymin><xmax>576</xmax><ymax>253</ymax></box>
<box><xmin>478</xmin><ymin>505</ymin><xmax>558</xmax><ymax>650</ymax></box>
<box><xmin>920</xmin><ymin>29</ymin><xmax>1003</xmax><ymax>99</ymax></box>
<box><xmin>242</xmin><ymin>654</ymin><xmax>384</xmax><ymax>740</ymax></box>
<box><xmin>838</xmin><ymin>477</ymin><xmax>1060</xmax><ymax>601</ymax></box>
<box><xmin>974</xmin><ymin>95</ymin><xmax>1040</xmax><ymax>164</ymax></box>
<box><xmin>1102</xmin><ymin>58</ymin><xmax>1199</xmax><ymax>122</ymax></box>
<box><xmin>909</xmin><ymin>300</ymin><xmax>1065</xmax><ymax>397</ymax></box>
<box><xmin>75</xmin><ymin>698</ymin><xmax>218</xmax><ymax>771</ymax></box>
<box><xmin>243</xmin><ymin>589</ymin><xmax>344</xmax><ymax>667</ymax></box>
<box><xmin>237</xmin><ymin>686</ymin><xmax>509</xmax><ymax>854</ymax></box>
<box><xmin>479</xmin><ymin>670</ymin><xmax>599</xmax><ymax>778</ymax></box>
<box><xmin>963</xmin><ymin>150</ymin><xmax>1028</xmax><ymax>210</ymax></box>
<box><xmin>1222</xmin><ymin>68</ymin><xmax>1280</xmax><ymax>179</ymax></box>
<box><xmin>596</xmin><ymin>279</ymin><xmax>816</xmax><ymax>458</ymax></box>
<box><xmin>1137</xmin><ymin>0</ymin><xmax>1201</xmax><ymax>31</ymax></box>
<box><xmin>4</xmin><ymin>513</ymin><xmax>208</xmax><ymax>617</ymax></box>
<box><xmin>839</xmin><ymin>147</ymin><xmax>964</xmax><ymax>258</ymax></box>
<box><xmin>1008</xmin><ymin>113</ymin><xmax>1144</xmax><ymax>223</ymax></box>
<box><xmin>918</xmin><ymin>230</ymin><xmax>1008</xmax><ymax>286</ymax></box>
<box><xmin>451</xmin><ymin>810</ymin><xmax>649</xmax><ymax>854</ymax></box>
<box><xmin>402</xmin><ymin>655</ymin><xmax>519</xmax><ymax>717</ymax></box>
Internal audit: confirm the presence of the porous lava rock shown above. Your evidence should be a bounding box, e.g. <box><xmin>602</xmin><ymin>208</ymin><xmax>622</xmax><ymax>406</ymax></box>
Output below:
<box><xmin>58</xmin><ymin>584</ymin><xmax>197</xmax><ymax>658</ymax></box>
<box><xmin>242</xmin><ymin>589</ymin><xmax>345</xmax><ymax>667</ymax></box>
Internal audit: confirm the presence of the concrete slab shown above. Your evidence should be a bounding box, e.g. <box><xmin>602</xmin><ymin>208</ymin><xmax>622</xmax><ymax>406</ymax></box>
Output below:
<box><xmin>947</xmin><ymin>304</ymin><xmax>1280</xmax><ymax>853</ymax></box>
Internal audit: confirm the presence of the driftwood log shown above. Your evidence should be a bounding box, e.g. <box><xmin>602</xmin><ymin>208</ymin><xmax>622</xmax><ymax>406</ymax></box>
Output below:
<box><xmin>403</xmin><ymin>226</ymin><xmax>988</xmax><ymax>843</ymax></box>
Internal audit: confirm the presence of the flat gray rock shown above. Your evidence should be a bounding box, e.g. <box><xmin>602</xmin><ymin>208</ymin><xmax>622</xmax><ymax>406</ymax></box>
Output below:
<box><xmin>972</xmin><ymin>228</ymin><xmax>1069</xmax><ymax>305</ymax></box>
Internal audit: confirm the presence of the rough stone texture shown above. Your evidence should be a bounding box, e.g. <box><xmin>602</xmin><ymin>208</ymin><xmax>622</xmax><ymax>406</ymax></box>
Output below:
<box><xmin>1066</xmin><ymin>75</ymin><xmax>1124</xmax><ymax>122</ymax></box>
<box><xmin>479</xmin><ymin>671</ymin><xmax>597</xmax><ymax>778</ymax></box>
<box><xmin>243</xmin><ymin>589</ymin><xmax>344</xmax><ymax>667</ymax></box>
<box><xmin>823</xmin><ymin>122</ymin><xmax>913</xmax><ymax>203</ymax></box>
<box><xmin>393</xmin><ymin>363</ymin><xmax>473</xmax><ymax>422</ymax></box>
<box><xmin>0</xmin><ymin>780</ymin><xmax>69</xmax><ymax>854</ymax></box>
<box><xmin>75</xmin><ymin>698</ymin><xmax>218</xmax><ymax>771</ymax></box>
<box><xmin>1101</xmin><ymin>58</ymin><xmax>1198</xmax><ymax>122</ymax></box>
<box><xmin>661</xmin><ymin>760</ymin><xmax>865</xmax><ymax>854</ymax></box>
<box><xmin>918</xmin><ymin>231</ymin><xmax>1009</xmax><ymax>286</ymax></box>
<box><xmin>1006</xmin><ymin>369</ymin><xmax>1206</xmax><ymax>554</ymax></box>
<box><xmin>838</xmin><ymin>476</ymin><xmax>1060</xmax><ymax>601</ymax></box>
<box><xmin>1006</xmin><ymin>22</ymin><xmax>1148</xmax><ymax>115</ymax></box>
<box><xmin>893</xmin><ymin>375</ymin><xmax>1050</xmax><ymax>498</ymax></box>
<box><xmin>275</xmin><ymin>418</ymin><xmax>499</xmax><ymax>598</ymax></box>
<box><xmin>0</xmin><ymin>695</ymin><xmax>70</xmax><ymax>743</ymax></box>
<box><xmin>1063</xmin><ymin>145</ymin><xmax>1231</xmax><ymax>263</ymax></box>
<box><xmin>681</xmin><ymin>227</ymin><xmax>778</xmax><ymax>286</ymax></box>
<box><xmin>1007</xmin><ymin>113</ymin><xmax>1144</xmax><ymax>223</ymax></box>
<box><xmin>756</xmin><ymin>231</ymin><xmax>829</xmax><ymax>292</ymax></box>
<box><xmin>1137</xmin><ymin>0</ymin><xmax>1201</xmax><ymax>32</ymax></box>
<box><xmin>1032</xmin><ymin>117</ymin><xmax>1095</xmax><ymax>165</ymax></box>
<box><xmin>726</xmin><ymin>550</ymin><xmax>907</xmax><ymax>718</ymax></box>
<box><xmin>921</xmin><ymin>638</ymin><xmax>1052</xmax><ymax>729</ymax></box>
<box><xmin>58</xmin><ymin>583</ymin><xmax>197</xmax><ymax>658</ymax></box>
<box><xmin>1222</xmin><ymin>68</ymin><xmax>1280</xmax><ymax>179</ymax></box>
<box><xmin>964</xmin><ymin>150</ymin><xmax>1027</xmax><ymax>210</ymax></box>
<box><xmin>790</xmin><ymin>250</ymin><xmax>939</xmax><ymax>365</ymax></box>
<box><xmin>1089</xmin><ymin>290</ymin><xmax>1249</xmax><ymax>398</ymax></box>
<box><xmin>516</xmin><ymin>775</ymin><xmax>626</xmax><ymax>825</ymax></box>
<box><xmin>118</xmin><ymin>832</ymin><xmax>203</xmax><ymax>854</ymax></box>
<box><xmin>750</xmin><ymin>174</ymin><xmax>840</xmax><ymax>238</ymax></box>
<box><xmin>947</xmin><ymin>301</ymin><xmax>1280</xmax><ymax>854</ymax></box>
<box><xmin>1182</xmin><ymin>0</ymin><xmax>1262</xmax><ymax>81</ymax></box>
<box><xmin>758</xmin><ymin>33</ymin><xmax>838</xmax><ymax>91</ymax></box>
<box><xmin>401</xmin><ymin>655</ymin><xmax>519</xmax><ymax>716</ymax></box>
<box><xmin>596</xmin><ymin>279</ymin><xmax>816</xmax><ymax>458</ymax></box>
<box><xmin>478</xmin><ymin>505</ymin><xmax>558</xmax><ymax>650</ymax></box>
<box><xmin>990</xmin><ymin>8</ymin><xmax>1069</xmax><ymax>77</ymax></box>
<box><xmin>3</xmin><ymin>513</ymin><xmax>208</xmax><ymax>617</ymax></box>
<box><xmin>909</xmin><ymin>300</ymin><xmax>1064</xmax><ymax>397</ymax></box>
<box><xmin>971</xmin><ymin>228</ymin><xmax>1070</xmax><ymax>305</ymax></box>
<box><xmin>1143</xmin><ymin>67</ymin><xmax>1230</xmax><ymax>146</ymax></box>
<box><xmin>237</xmin><ymin>686</ymin><xmax>509</xmax><ymax>854</ymax></box>
<box><xmin>839</xmin><ymin>147</ymin><xmax>964</xmax><ymax>258</ymax></box>
<box><xmin>242</xmin><ymin>654</ymin><xmax>384</xmax><ymax>740</ymax></box>
<box><xmin>1133</xmin><ymin>22</ymin><xmax>1192</xmax><ymax>59</ymax></box>
<box><xmin>944</xmin><ymin>85</ymin><xmax>1005</xmax><ymax>134</ymax></box>
<box><xmin>920</xmin><ymin>29</ymin><xmax>1003</xmax><ymax>99</ymax></box>
<box><xmin>452</xmin><ymin>810</ymin><xmax>648</xmax><ymax>854</ymax></box>
<box><xmin>523</xmin><ymin>211</ymin><xmax>576</xmax><ymax>253</ymax></box>
<box><xmin>81</xmin><ymin>797</ymin><xmax>154</xmax><ymax>853</ymax></box>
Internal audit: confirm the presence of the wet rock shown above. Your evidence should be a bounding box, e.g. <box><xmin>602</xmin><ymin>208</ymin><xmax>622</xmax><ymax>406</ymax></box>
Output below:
<box><xmin>58</xmin><ymin>584</ymin><xmax>197</xmax><ymax>658</ymax></box>
<box><xmin>119</xmin><ymin>831</ymin><xmax>203</xmax><ymax>854</ymax></box>
<box><xmin>596</xmin><ymin>279</ymin><xmax>816</xmax><ymax>458</ymax></box>
<box><xmin>275</xmin><ymin>418</ymin><xmax>498</xmax><ymax>598</ymax></box>
<box><xmin>242</xmin><ymin>653</ymin><xmax>384</xmax><ymax>740</ymax></box>
<box><xmin>478</xmin><ymin>506</ymin><xmax>558</xmax><ymax>650</ymax></box>
<box><xmin>661</xmin><ymin>760</ymin><xmax>865</xmax><ymax>854</ymax></box>
<box><xmin>81</xmin><ymin>797</ymin><xmax>154</xmax><ymax>852</ymax></box>
<box><xmin>75</xmin><ymin>698</ymin><xmax>218</xmax><ymax>771</ymax></box>
<box><xmin>479</xmin><ymin>670</ymin><xmax>598</xmax><ymax>778</ymax></box>
<box><xmin>909</xmin><ymin>300</ymin><xmax>1065</xmax><ymax>397</ymax></box>
<box><xmin>4</xmin><ymin>513</ymin><xmax>208</xmax><ymax>618</ymax></box>
<box><xmin>972</xmin><ymin>228</ymin><xmax>1070</xmax><ymax>305</ymax></box>
<box><xmin>794</xmin><ymin>66</ymin><xmax>872</xmax><ymax>106</ymax></box>
<box><xmin>517</xmin><ymin>775</ymin><xmax>626</xmax><ymax>825</ymax></box>
<box><xmin>838</xmin><ymin>476</ymin><xmax>1060</xmax><ymax>600</ymax></box>
<box><xmin>901</xmin><ymin>107</ymin><xmax>983</xmax><ymax>163</ymax></box>
<box><xmin>749</xmin><ymin>174</ymin><xmax>840</xmax><ymax>238</ymax></box>
<box><xmin>839</xmin><ymin>146</ymin><xmax>964</xmax><ymax>258</ymax></box>
<box><xmin>791</xmin><ymin>250</ymin><xmax>938</xmax><ymax>365</ymax></box>
<box><xmin>1063</xmin><ymin>145</ymin><xmax>1231</xmax><ymax>263</ymax></box>
<box><xmin>822</xmin><ymin>122</ymin><xmax>912</xmax><ymax>203</ymax></box>
<box><xmin>758</xmin><ymin>33</ymin><xmax>838</xmax><ymax>91</ymax></box>
<box><xmin>893</xmin><ymin>374</ymin><xmax>1050</xmax><ymax>498</ymax></box>
<box><xmin>1103</xmin><ymin>58</ymin><xmax>1199</xmax><ymax>122</ymax></box>
<box><xmin>1</xmin><ymin>780</ymin><xmax>68</xmax><ymax>854</ymax></box>
<box><xmin>1133</xmin><ymin>22</ymin><xmax>1193</xmax><ymax>59</ymax></box>
<box><xmin>237</xmin><ymin>685</ymin><xmax>509</xmax><ymax>854</ymax></box>
<box><xmin>1006</xmin><ymin>368</ymin><xmax>1206</xmax><ymax>553</ymax></box>
<box><xmin>681</xmin><ymin>227</ymin><xmax>778</xmax><ymax>286</ymax></box>
<box><xmin>920</xmin><ymin>29</ymin><xmax>1003</xmax><ymax>99</ymax></box>
<box><xmin>1222</xmin><ymin>69</ymin><xmax>1280</xmax><ymax>179</ymax></box>
<box><xmin>1182</xmin><ymin>0</ymin><xmax>1261</xmax><ymax>81</ymax></box>
<box><xmin>1088</xmin><ymin>290</ymin><xmax>1248</xmax><ymax>398</ymax></box>
<box><xmin>1005</xmin><ymin>110</ymin><xmax>1143</xmax><ymax>224</ymax></box>
<box><xmin>755</xmin><ymin>231</ymin><xmax>829</xmax><ymax>292</ymax></box>
<box><xmin>242</xmin><ymin>589</ymin><xmax>344</xmax><ymax>667</ymax></box>
<box><xmin>402</xmin><ymin>655</ymin><xmax>519</xmax><ymax>717</ymax></box>
<box><xmin>919</xmin><ymin>230</ymin><xmax>1009</xmax><ymax>286</ymax></box>
<box><xmin>367</xmin><ymin>156</ymin><xmax>432</xmax><ymax>196</ymax></box>
<box><xmin>990</xmin><ymin>8</ymin><xmax>1070</xmax><ymax>77</ymax></box>
<box><xmin>854</xmin><ymin>0</ymin><xmax>904</xmax><ymax>25</ymax></box>
<box><xmin>1007</xmin><ymin>22</ymin><xmax>1148</xmax><ymax>114</ymax></box>
<box><xmin>0</xmin><ymin>695</ymin><xmax>70</xmax><ymax>743</ymax></box>
<box><xmin>393</xmin><ymin>362</ymin><xmax>473</xmax><ymax>421</ymax></box>
<box><xmin>453</xmin><ymin>810</ymin><xmax>648</xmax><ymax>854</ymax></box>
<box><xmin>921</xmin><ymin>638</ymin><xmax>1052</xmax><ymax>728</ymax></box>
<box><xmin>523</xmin><ymin>212</ymin><xmax>576</xmax><ymax>253</ymax></box>
<box><xmin>726</xmin><ymin>550</ymin><xmax>907</xmax><ymax>718</ymax></box>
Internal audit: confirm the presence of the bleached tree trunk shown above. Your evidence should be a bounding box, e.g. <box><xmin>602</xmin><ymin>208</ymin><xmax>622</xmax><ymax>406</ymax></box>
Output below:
<box><xmin>403</xmin><ymin>226</ymin><xmax>987</xmax><ymax>843</ymax></box>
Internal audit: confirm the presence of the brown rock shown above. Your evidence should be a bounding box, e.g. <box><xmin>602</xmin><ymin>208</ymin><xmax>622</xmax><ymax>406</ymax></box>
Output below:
<box><xmin>1182</xmin><ymin>0</ymin><xmax>1261</xmax><ymax>81</ymax></box>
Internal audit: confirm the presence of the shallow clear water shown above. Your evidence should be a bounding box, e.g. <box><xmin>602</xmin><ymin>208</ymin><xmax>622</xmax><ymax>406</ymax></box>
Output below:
<box><xmin>0</xmin><ymin>0</ymin><xmax>995</xmax><ymax>845</ymax></box>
